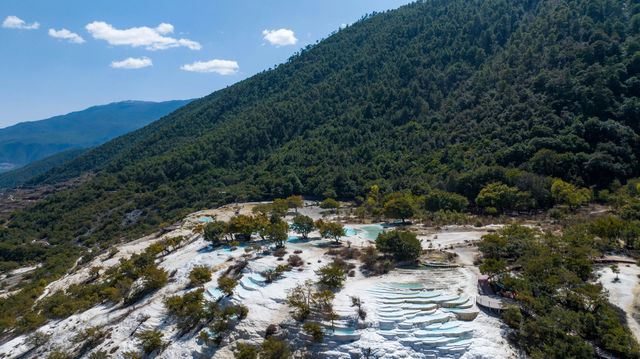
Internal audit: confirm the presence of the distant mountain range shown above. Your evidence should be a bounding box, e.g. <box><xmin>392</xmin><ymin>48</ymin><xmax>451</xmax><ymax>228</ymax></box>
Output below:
<box><xmin>0</xmin><ymin>148</ymin><xmax>87</xmax><ymax>189</ymax></box>
<box><xmin>0</xmin><ymin>99</ymin><xmax>192</xmax><ymax>174</ymax></box>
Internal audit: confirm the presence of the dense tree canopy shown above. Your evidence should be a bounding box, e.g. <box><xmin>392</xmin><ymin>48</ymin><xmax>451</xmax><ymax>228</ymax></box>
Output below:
<box><xmin>1</xmin><ymin>0</ymin><xmax>640</xmax><ymax>344</ymax></box>
<box><xmin>478</xmin><ymin>225</ymin><xmax>640</xmax><ymax>358</ymax></box>
<box><xmin>375</xmin><ymin>230</ymin><xmax>422</xmax><ymax>261</ymax></box>
<box><xmin>3</xmin><ymin>0</ymin><xmax>637</xmax><ymax>260</ymax></box>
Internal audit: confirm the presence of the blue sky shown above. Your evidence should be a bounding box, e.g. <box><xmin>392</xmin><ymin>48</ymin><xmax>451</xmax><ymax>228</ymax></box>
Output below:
<box><xmin>0</xmin><ymin>0</ymin><xmax>413</xmax><ymax>128</ymax></box>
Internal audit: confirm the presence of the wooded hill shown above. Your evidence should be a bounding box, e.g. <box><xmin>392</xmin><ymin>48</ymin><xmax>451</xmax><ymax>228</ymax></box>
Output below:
<box><xmin>2</xmin><ymin>0</ymin><xmax>640</xmax><ymax>310</ymax></box>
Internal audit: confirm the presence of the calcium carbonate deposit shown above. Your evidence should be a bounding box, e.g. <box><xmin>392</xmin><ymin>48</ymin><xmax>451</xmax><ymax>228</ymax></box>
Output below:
<box><xmin>0</xmin><ymin>203</ymin><xmax>518</xmax><ymax>359</ymax></box>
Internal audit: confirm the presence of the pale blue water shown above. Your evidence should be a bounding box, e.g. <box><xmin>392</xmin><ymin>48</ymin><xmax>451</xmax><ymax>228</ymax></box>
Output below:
<box><xmin>392</xmin><ymin>282</ymin><xmax>424</xmax><ymax>289</ymax></box>
<box><xmin>247</xmin><ymin>273</ymin><xmax>266</xmax><ymax>285</ymax></box>
<box><xmin>329</xmin><ymin>327</ymin><xmax>357</xmax><ymax>335</ymax></box>
<box><xmin>207</xmin><ymin>287</ymin><xmax>224</xmax><ymax>299</ymax></box>
<box><xmin>345</xmin><ymin>227</ymin><xmax>358</xmax><ymax>236</ymax></box>
<box><xmin>287</xmin><ymin>235</ymin><xmax>300</xmax><ymax>243</ymax></box>
<box><xmin>361</xmin><ymin>224</ymin><xmax>384</xmax><ymax>241</ymax></box>
<box><xmin>198</xmin><ymin>216</ymin><xmax>213</xmax><ymax>223</ymax></box>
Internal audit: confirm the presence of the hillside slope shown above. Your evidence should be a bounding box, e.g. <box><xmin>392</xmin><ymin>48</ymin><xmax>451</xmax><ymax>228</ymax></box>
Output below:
<box><xmin>0</xmin><ymin>149</ymin><xmax>87</xmax><ymax>189</ymax></box>
<box><xmin>2</xmin><ymin>0</ymin><xmax>640</xmax><ymax>305</ymax></box>
<box><xmin>0</xmin><ymin>100</ymin><xmax>191</xmax><ymax>172</ymax></box>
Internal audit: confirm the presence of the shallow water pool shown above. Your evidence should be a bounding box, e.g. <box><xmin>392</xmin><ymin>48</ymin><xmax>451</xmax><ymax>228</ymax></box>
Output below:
<box><xmin>344</xmin><ymin>227</ymin><xmax>358</xmax><ymax>236</ymax></box>
<box><xmin>361</xmin><ymin>224</ymin><xmax>384</xmax><ymax>241</ymax></box>
<box><xmin>206</xmin><ymin>287</ymin><xmax>224</xmax><ymax>299</ymax></box>
<box><xmin>287</xmin><ymin>235</ymin><xmax>301</xmax><ymax>243</ymax></box>
<box><xmin>329</xmin><ymin>327</ymin><xmax>357</xmax><ymax>335</ymax></box>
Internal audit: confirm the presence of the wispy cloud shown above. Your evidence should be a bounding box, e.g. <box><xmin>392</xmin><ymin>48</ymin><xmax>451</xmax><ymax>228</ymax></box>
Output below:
<box><xmin>110</xmin><ymin>57</ymin><xmax>153</xmax><ymax>69</ymax></box>
<box><xmin>2</xmin><ymin>16</ymin><xmax>39</xmax><ymax>30</ymax></box>
<box><xmin>86</xmin><ymin>21</ymin><xmax>201</xmax><ymax>50</ymax></box>
<box><xmin>180</xmin><ymin>59</ymin><xmax>239</xmax><ymax>75</ymax></box>
<box><xmin>262</xmin><ymin>28</ymin><xmax>298</xmax><ymax>46</ymax></box>
<box><xmin>48</xmin><ymin>28</ymin><xmax>85</xmax><ymax>44</ymax></box>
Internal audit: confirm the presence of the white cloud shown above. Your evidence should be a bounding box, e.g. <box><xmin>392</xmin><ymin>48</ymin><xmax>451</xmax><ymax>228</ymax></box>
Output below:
<box><xmin>262</xmin><ymin>28</ymin><xmax>297</xmax><ymax>46</ymax></box>
<box><xmin>85</xmin><ymin>21</ymin><xmax>201</xmax><ymax>50</ymax></box>
<box><xmin>2</xmin><ymin>15</ymin><xmax>39</xmax><ymax>30</ymax></box>
<box><xmin>48</xmin><ymin>28</ymin><xmax>85</xmax><ymax>44</ymax></box>
<box><xmin>180</xmin><ymin>59</ymin><xmax>239</xmax><ymax>75</ymax></box>
<box><xmin>155</xmin><ymin>23</ymin><xmax>174</xmax><ymax>35</ymax></box>
<box><xmin>110</xmin><ymin>57</ymin><xmax>153</xmax><ymax>69</ymax></box>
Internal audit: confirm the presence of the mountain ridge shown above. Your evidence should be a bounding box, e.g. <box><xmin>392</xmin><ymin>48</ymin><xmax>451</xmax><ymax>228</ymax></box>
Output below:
<box><xmin>1</xmin><ymin>1</ymin><xmax>640</xmax><ymax>357</ymax></box>
<box><xmin>9</xmin><ymin>0</ymin><xmax>640</xmax><ymax>245</ymax></box>
<box><xmin>0</xmin><ymin>99</ymin><xmax>192</xmax><ymax>172</ymax></box>
<box><xmin>1</xmin><ymin>0</ymin><xmax>638</xmax><ymax>306</ymax></box>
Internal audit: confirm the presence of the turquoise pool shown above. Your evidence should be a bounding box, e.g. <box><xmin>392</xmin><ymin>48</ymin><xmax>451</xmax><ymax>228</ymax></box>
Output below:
<box><xmin>206</xmin><ymin>287</ymin><xmax>224</xmax><ymax>299</ymax></box>
<box><xmin>329</xmin><ymin>327</ymin><xmax>357</xmax><ymax>335</ymax></box>
<box><xmin>361</xmin><ymin>224</ymin><xmax>384</xmax><ymax>241</ymax></box>
<box><xmin>391</xmin><ymin>282</ymin><xmax>424</xmax><ymax>289</ymax></box>
<box><xmin>197</xmin><ymin>216</ymin><xmax>213</xmax><ymax>223</ymax></box>
<box><xmin>345</xmin><ymin>227</ymin><xmax>358</xmax><ymax>236</ymax></box>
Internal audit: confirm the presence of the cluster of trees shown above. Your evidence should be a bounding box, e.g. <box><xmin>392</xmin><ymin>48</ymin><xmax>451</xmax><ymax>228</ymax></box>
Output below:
<box><xmin>359</xmin><ymin>246</ymin><xmax>394</xmax><ymax>275</ymax></box>
<box><xmin>136</xmin><ymin>329</ymin><xmax>164</xmax><ymax>356</ymax></box>
<box><xmin>203</xmin><ymin>203</ymin><xmax>349</xmax><ymax>248</ymax></box>
<box><xmin>286</xmin><ymin>279</ymin><xmax>339</xmax><ymax>346</ymax></box>
<box><xmin>355</xmin><ymin>186</ymin><xmax>469</xmax><ymax>222</ymax></box>
<box><xmin>203</xmin><ymin>214</ymin><xmax>289</xmax><ymax>248</ymax></box>
<box><xmin>164</xmin><ymin>288</ymin><xmax>248</xmax><ymax>344</ymax></box>
<box><xmin>2</xmin><ymin>0</ymin><xmax>640</xmax><ymax>352</ymax></box>
<box><xmin>234</xmin><ymin>338</ymin><xmax>292</xmax><ymax>359</ymax></box>
<box><xmin>27</xmin><ymin>326</ymin><xmax>111</xmax><ymax>359</ymax></box>
<box><xmin>316</xmin><ymin>259</ymin><xmax>348</xmax><ymax>290</ymax></box>
<box><xmin>375</xmin><ymin>230</ymin><xmax>422</xmax><ymax>262</ymax></box>
<box><xmin>478</xmin><ymin>225</ymin><xmax>640</xmax><ymax>357</ymax></box>
<box><xmin>4</xmin><ymin>239</ymin><xmax>176</xmax><ymax>334</ymax></box>
<box><xmin>261</xmin><ymin>264</ymin><xmax>292</xmax><ymax>284</ymax></box>
<box><xmin>189</xmin><ymin>266</ymin><xmax>212</xmax><ymax>287</ymax></box>
<box><xmin>314</xmin><ymin>220</ymin><xmax>346</xmax><ymax>243</ymax></box>
<box><xmin>352</xmin><ymin>178</ymin><xmax>593</xmax><ymax>223</ymax></box>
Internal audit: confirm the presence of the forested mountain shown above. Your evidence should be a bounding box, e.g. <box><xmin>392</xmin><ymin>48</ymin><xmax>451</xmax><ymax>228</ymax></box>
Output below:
<box><xmin>2</xmin><ymin>0</ymin><xmax>640</xmax><ymax>321</ymax></box>
<box><xmin>0</xmin><ymin>100</ymin><xmax>191</xmax><ymax>172</ymax></box>
<box><xmin>0</xmin><ymin>149</ymin><xmax>86</xmax><ymax>189</ymax></box>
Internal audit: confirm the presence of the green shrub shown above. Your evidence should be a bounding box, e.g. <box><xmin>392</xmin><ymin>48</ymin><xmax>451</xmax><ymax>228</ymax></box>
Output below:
<box><xmin>316</xmin><ymin>262</ymin><xmax>346</xmax><ymax>289</ymax></box>
<box><xmin>136</xmin><ymin>329</ymin><xmax>164</xmax><ymax>354</ymax></box>
<box><xmin>88</xmin><ymin>351</ymin><xmax>108</xmax><ymax>359</ymax></box>
<box><xmin>375</xmin><ymin>230</ymin><xmax>422</xmax><ymax>261</ymax></box>
<box><xmin>291</xmin><ymin>215</ymin><xmax>315</xmax><ymax>239</ymax></box>
<box><xmin>189</xmin><ymin>266</ymin><xmax>212</xmax><ymax>287</ymax></box>
<box><xmin>234</xmin><ymin>342</ymin><xmax>258</xmax><ymax>359</ymax></box>
<box><xmin>315</xmin><ymin>221</ymin><xmax>346</xmax><ymax>243</ymax></box>
<box><xmin>303</xmin><ymin>322</ymin><xmax>324</xmax><ymax>342</ymax></box>
<box><xmin>217</xmin><ymin>276</ymin><xmax>238</xmax><ymax>296</ymax></box>
<box><xmin>204</xmin><ymin>220</ymin><xmax>228</xmax><ymax>245</ymax></box>
<box><xmin>501</xmin><ymin>306</ymin><xmax>522</xmax><ymax>329</ymax></box>
<box><xmin>260</xmin><ymin>337</ymin><xmax>291</xmax><ymax>359</ymax></box>
<box><xmin>47</xmin><ymin>350</ymin><xmax>70</xmax><ymax>359</ymax></box>
<box><xmin>164</xmin><ymin>289</ymin><xmax>206</xmax><ymax>330</ymax></box>
<box><xmin>424</xmin><ymin>190</ymin><xmax>469</xmax><ymax>212</ymax></box>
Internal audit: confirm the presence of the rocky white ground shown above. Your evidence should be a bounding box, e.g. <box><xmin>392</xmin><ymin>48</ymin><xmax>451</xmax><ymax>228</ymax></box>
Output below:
<box><xmin>0</xmin><ymin>203</ymin><xmax>518</xmax><ymax>359</ymax></box>
<box><xmin>597</xmin><ymin>263</ymin><xmax>640</xmax><ymax>342</ymax></box>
